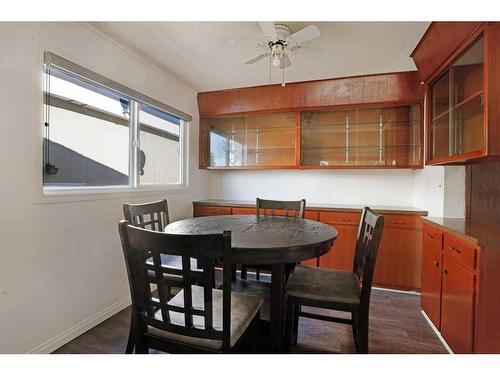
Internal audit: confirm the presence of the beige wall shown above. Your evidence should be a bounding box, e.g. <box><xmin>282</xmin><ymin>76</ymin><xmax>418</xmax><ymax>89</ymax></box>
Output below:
<box><xmin>0</xmin><ymin>22</ymin><xmax>207</xmax><ymax>353</ymax></box>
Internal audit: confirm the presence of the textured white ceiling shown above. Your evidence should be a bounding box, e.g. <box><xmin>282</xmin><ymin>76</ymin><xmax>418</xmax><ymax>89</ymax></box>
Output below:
<box><xmin>91</xmin><ymin>22</ymin><xmax>430</xmax><ymax>92</ymax></box>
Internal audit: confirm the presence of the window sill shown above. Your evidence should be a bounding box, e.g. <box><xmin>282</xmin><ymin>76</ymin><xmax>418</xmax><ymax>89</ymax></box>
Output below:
<box><xmin>35</xmin><ymin>183</ymin><xmax>189</xmax><ymax>204</ymax></box>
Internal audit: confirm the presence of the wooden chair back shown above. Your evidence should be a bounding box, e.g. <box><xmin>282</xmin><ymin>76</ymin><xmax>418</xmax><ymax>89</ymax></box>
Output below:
<box><xmin>118</xmin><ymin>221</ymin><xmax>233</xmax><ymax>350</ymax></box>
<box><xmin>123</xmin><ymin>200</ymin><xmax>170</xmax><ymax>231</ymax></box>
<box><xmin>352</xmin><ymin>207</ymin><xmax>385</xmax><ymax>309</ymax></box>
<box><xmin>256</xmin><ymin>198</ymin><xmax>306</xmax><ymax>218</ymax></box>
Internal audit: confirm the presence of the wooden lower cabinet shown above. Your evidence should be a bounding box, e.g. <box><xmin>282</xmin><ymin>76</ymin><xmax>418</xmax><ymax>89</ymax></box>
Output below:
<box><xmin>320</xmin><ymin>224</ymin><xmax>358</xmax><ymax>270</ymax></box>
<box><xmin>231</xmin><ymin>207</ymin><xmax>256</xmax><ymax>215</ymax></box>
<box><xmin>374</xmin><ymin>227</ymin><xmax>422</xmax><ymax>290</ymax></box>
<box><xmin>420</xmin><ymin>220</ymin><xmax>500</xmax><ymax>353</ymax></box>
<box><xmin>193</xmin><ymin>205</ymin><xmax>231</xmax><ymax>217</ymax></box>
<box><xmin>420</xmin><ymin>239</ymin><xmax>443</xmax><ymax>329</ymax></box>
<box><xmin>192</xmin><ymin>202</ymin><xmax>424</xmax><ymax>291</ymax></box>
<box><xmin>441</xmin><ymin>256</ymin><xmax>475</xmax><ymax>354</ymax></box>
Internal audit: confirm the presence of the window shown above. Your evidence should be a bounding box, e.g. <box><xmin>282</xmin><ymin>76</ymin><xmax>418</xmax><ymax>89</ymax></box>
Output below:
<box><xmin>42</xmin><ymin>52</ymin><xmax>190</xmax><ymax>193</ymax></box>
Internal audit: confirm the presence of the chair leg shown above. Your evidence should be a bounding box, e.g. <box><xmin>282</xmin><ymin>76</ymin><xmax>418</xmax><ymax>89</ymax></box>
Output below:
<box><xmin>231</xmin><ymin>264</ymin><xmax>237</xmax><ymax>282</ymax></box>
<box><xmin>284</xmin><ymin>301</ymin><xmax>295</xmax><ymax>352</ymax></box>
<box><xmin>356</xmin><ymin>312</ymin><xmax>369</xmax><ymax>354</ymax></box>
<box><xmin>125</xmin><ymin>317</ymin><xmax>135</xmax><ymax>354</ymax></box>
<box><xmin>292</xmin><ymin>304</ymin><xmax>300</xmax><ymax>346</ymax></box>
<box><xmin>251</xmin><ymin>312</ymin><xmax>260</xmax><ymax>353</ymax></box>
<box><xmin>256</xmin><ymin>267</ymin><xmax>260</xmax><ymax>281</ymax></box>
<box><xmin>240</xmin><ymin>265</ymin><xmax>247</xmax><ymax>280</ymax></box>
<box><xmin>351</xmin><ymin>311</ymin><xmax>359</xmax><ymax>352</ymax></box>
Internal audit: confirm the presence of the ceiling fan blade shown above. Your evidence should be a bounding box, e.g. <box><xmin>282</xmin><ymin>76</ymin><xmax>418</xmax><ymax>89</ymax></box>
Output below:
<box><xmin>244</xmin><ymin>53</ymin><xmax>270</xmax><ymax>64</ymax></box>
<box><xmin>288</xmin><ymin>25</ymin><xmax>320</xmax><ymax>44</ymax></box>
<box><xmin>282</xmin><ymin>54</ymin><xmax>292</xmax><ymax>69</ymax></box>
<box><xmin>258</xmin><ymin>22</ymin><xmax>278</xmax><ymax>40</ymax></box>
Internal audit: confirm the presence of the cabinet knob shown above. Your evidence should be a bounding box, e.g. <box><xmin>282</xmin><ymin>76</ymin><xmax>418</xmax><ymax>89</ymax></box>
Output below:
<box><xmin>434</xmin><ymin>261</ymin><xmax>439</xmax><ymax>267</ymax></box>
<box><xmin>444</xmin><ymin>269</ymin><xmax>448</xmax><ymax>275</ymax></box>
<box><xmin>426</xmin><ymin>233</ymin><xmax>434</xmax><ymax>239</ymax></box>
<box><xmin>448</xmin><ymin>246</ymin><xmax>461</xmax><ymax>254</ymax></box>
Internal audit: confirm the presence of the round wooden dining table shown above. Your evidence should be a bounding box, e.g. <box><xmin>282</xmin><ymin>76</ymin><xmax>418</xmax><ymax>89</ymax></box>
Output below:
<box><xmin>164</xmin><ymin>214</ymin><xmax>338</xmax><ymax>351</ymax></box>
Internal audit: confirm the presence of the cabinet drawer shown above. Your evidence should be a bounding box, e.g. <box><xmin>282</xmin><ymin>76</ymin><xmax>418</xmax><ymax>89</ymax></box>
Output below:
<box><xmin>423</xmin><ymin>224</ymin><xmax>443</xmax><ymax>249</ymax></box>
<box><xmin>444</xmin><ymin>234</ymin><xmax>477</xmax><ymax>271</ymax></box>
<box><xmin>231</xmin><ymin>207</ymin><xmax>256</xmax><ymax>215</ymax></box>
<box><xmin>194</xmin><ymin>205</ymin><xmax>231</xmax><ymax>217</ymax></box>
<box><xmin>384</xmin><ymin>214</ymin><xmax>420</xmax><ymax>229</ymax></box>
<box><xmin>319</xmin><ymin>211</ymin><xmax>360</xmax><ymax>225</ymax></box>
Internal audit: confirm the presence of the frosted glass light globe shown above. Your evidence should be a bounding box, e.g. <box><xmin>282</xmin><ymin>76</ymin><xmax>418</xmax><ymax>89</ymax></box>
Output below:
<box><xmin>272</xmin><ymin>55</ymin><xmax>281</xmax><ymax>67</ymax></box>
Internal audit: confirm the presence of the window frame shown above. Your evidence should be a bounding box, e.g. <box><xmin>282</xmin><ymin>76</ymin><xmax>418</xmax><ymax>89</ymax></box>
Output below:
<box><xmin>40</xmin><ymin>52</ymin><xmax>190</xmax><ymax>200</ymax></box>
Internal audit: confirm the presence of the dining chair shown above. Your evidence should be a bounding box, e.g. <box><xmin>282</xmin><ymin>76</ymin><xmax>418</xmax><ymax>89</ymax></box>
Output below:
<box><xmin>240</xmin><ymin>198</ymin><xmax>307</xmax><ymax>281</ymax></box>
<box><xmin>123</xmin><ymin>199</ymin><xmax>198</xmax><ymax>353</ymax></box>
<box><xmin>284</xmin><ymin>207</ymin><xmax>384</xmax><ymax>353</ymax></box>
<box><xmin>118</xmin><ymin>221</ymin><xmax>263</xmax><ymax>353</ymax></box>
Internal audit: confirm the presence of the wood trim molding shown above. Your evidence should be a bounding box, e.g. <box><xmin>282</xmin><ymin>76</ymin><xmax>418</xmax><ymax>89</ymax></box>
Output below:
<box><xmin>411</xmin><ymin>22</ymin><xmax>484</xmax><ymax>83</ymax></box>
<box><xmin>197</xmin><ymin>71</ymin><xmax>424</xmax><ymax>116</ymax></box>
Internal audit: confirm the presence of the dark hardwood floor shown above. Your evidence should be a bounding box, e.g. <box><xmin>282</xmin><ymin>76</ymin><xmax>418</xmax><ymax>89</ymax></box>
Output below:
<box><xmin>54</xmin><ymin>276</ymin><xmax>447</xmax><ymax>354</ymax></box>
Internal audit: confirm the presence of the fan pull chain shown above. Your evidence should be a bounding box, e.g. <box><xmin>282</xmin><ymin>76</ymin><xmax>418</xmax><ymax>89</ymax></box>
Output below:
<box><xmin>281</xmin><ymin>55</ymin><xmax>285</xmax><ymax>87</ymax></box>
<box><xmin>269</xmin><ymin>53</ymin><xmax>272</xmax><ymax>85</ymax></box>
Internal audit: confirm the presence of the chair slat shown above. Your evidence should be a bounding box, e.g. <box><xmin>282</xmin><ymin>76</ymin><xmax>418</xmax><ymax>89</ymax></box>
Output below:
<box><xmin>182</xmin><ymin>255</ymin><xmax>194</xmax><ymax>328</ymax></box>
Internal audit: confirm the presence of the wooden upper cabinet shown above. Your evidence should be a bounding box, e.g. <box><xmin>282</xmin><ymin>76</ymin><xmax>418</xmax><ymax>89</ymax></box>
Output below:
<box><xmin>202</xmin><ymin>112</ymin><xmax>296</xmax><ymax>168</ymax></box>
<box><xmin>301</xmin><ymin>105</ymin><xmax>421</xmax><ymax>168</ymax></box>
<box><xmin>198</xmin><ymin>71</ymin><xmax>424</xmax><ymax>170</ymax></box>
<box><xmin>428</xmin><ymin>36</ymin><xmax>485</xmax><ymax>163</ymax></box>
<box><xmin>412</xmin><ymin>22</ymin><xmax>500</xmax><ymax>165</ymax></box>
<box><xmin>410</xmin><ymin>22</ymin><xmax>482</xmax><ymax>83</ymax></box>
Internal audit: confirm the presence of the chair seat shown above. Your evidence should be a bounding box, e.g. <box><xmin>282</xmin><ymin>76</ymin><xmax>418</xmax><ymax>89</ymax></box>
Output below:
<box><xmin>148</xmin><ymin>285</ymin><xmax>263</xmax><ymax>351</ymax></box>
<box><xmin>286</xmin><ymin>265</ymin><xmax>361</xmax><ymax>309</ymax></box>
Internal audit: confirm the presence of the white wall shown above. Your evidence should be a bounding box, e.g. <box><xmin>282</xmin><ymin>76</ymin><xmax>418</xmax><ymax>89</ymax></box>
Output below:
<box><xmin>0</xmin><ymin>22</ymin><xmax>207</xmax><ymax>353</ymax></box>
<box><xmin>412</xmin><ymin>167</ymin><xmax>445</xmax><ymax>217</ymax></box>
<box><xmin>208</xmin><ymin>169</ymin><xmax>417</xmax><ymax>206</ymax></box>
<box><xmin>208</xmin><ymin>166</ymin><xmax>465</xmax><ymax>218</ymax></box>
<box><xmin>443</xmin><ymin>166</ymin><xmax>466</xmax><ymax>218</ymax></box>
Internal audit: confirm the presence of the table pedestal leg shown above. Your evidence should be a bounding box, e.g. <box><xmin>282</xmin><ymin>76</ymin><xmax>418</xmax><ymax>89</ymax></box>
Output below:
<box><xmin>271</xmin><ymin>263</ymin><xmax>285</xmax><ymax>352</ymax></box>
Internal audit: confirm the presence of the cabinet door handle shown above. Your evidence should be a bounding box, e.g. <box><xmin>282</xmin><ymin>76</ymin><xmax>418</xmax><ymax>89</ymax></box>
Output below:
<box><xmin>448</xmin><ymin>246</ymin><xmax>462</xmax><ymax>254</ymax></box>
<box><xmin>392</xmin><ymin>220</ymin><xmax>404</xmax><ymax>224</ymax></box>
<box><xmin>443</xmin><ymin>269</ymin><xmax>448</xmax><ymax>275</ymax></box>
<box><xmin>434</xmin><ymin>261</ymin><xmax>439</xmax><ymax>267</ymax></box>
<box><xmin>426</xmin><ymin>233</ymin><xmax>434</xmax><ymax>239</ymax></box>
<box><xmin>340</xmin><ymin>218</ymin><xmax>352</xmax><ymax>222</ymax></box>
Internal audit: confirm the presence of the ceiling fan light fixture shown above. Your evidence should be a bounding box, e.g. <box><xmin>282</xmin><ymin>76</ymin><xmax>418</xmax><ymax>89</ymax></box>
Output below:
<box><xmin>272</xmin><ymin>55</ymin><xmax>281</xmax><ymax>67</ymax></box>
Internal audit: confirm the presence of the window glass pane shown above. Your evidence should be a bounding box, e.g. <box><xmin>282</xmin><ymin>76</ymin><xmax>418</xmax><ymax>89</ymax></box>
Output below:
<box><xmin>138</xmin><ymin>103</ymin><xmax>181</xmax><ymax>184</ymax></box>
<box><xmin>43</xmin><ymin>66</ymin><xmax>130</xmax><ymax>187</ymax></box>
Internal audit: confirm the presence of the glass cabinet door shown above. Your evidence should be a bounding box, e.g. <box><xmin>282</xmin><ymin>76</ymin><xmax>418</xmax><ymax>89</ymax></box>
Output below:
<box><xmin>301</xmin><ymin>105</ymin><xmax>421</xmax><ymax>167</ymax></box>
<box><xmin>429</xmin><ymin>36</ymin><xmax>484</xmax><ymax>161</ymax></box>
<box><xmin>205</xmin><ymin>112</ymin><xmax>296</xmax><ymax>167</ymax></box>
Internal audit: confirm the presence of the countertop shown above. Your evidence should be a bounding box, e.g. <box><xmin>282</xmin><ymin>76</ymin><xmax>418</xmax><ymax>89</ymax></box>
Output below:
<box><xmin>422</xmin><ymin>217</ymin><xmax>500</xmax><ymax>248</ymax></box>
<box><xmin>193</xmin><ymin>199</ymin><xmax>428</xmax><ymax>216</ymax></box>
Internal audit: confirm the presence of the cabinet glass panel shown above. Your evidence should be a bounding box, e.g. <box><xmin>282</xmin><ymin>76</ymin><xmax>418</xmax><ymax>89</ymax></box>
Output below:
<box><xmin>430</xmin><ymin>36</ymin><xmax>484</xmax><ymax>160</ymax></box>
<box><xmin>301</xmin><ymin>105</ymin><xmax>421</xmax><ymax>167</ymax></box>
<box><xmin>205</xmin><ymin>112</ymin><xmax>295</xmax><ymax>167</ymax></box>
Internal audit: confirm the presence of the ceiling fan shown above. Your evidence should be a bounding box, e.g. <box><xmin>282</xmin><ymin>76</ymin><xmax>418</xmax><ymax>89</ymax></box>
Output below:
<box><xmin>245</xmin><ymin>22</ymin><xmax>321</xmax><ymax>85</ymax></box>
